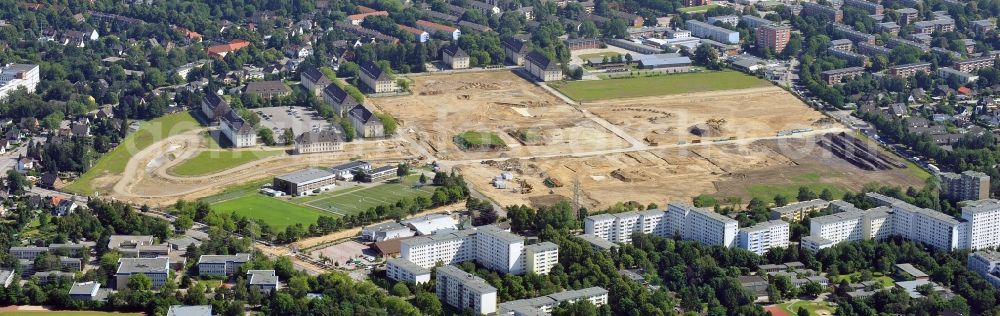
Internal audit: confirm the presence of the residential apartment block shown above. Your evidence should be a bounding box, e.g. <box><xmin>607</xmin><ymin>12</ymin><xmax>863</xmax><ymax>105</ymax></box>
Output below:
<box><xmin>842</xmin><ymin>0</ymin><xmax>884</xmax><ymax>15</ymax></box>
<box><xmin>896</xmin><ymin>8</ymin><xmax>919</xmax><ymax>25</ymax></box>
<box><xmin>961</xmin><ymin>199</ymin><xmax>1000</xmax><ymax>250</ymax></box>
<box><xmin>502</xmin><ymin>38</ymin><xmax>530</xmax><ymax>65</ymax></box>
<box><xmin>584</xmin><ymin>210</ymin><xmax>667</xmax><ymax>244</ymax></box>
<box><xmin>801</xmin><ymin>2</ymin><xmax>843</xmax><ymax>22</ymax></box>
<box><xmin>442</xmin><ymin>45</ymin><xmax>470</xmax><ymax>69</ymax></box>
<box><xmin>397</xmin><ymin>226</ymin><xmax>559</xmax><ymax>277</ymax></box>
<box><xmin>888</xmin><ymin>63</ymin><xmax>931</xmax><ymax>78</ymax></box>
<box><xmin>436</xmin><ymin>265</ymin><xmax>498</xmax><ymax>315</ymax></box>
<box><xmin>940</xmin><ymin>171</ymin><xmax>990</xmax><ymax>201</ymax></box>
<box><xmin>954</xmin><ymin>56</ymin><xmax>996</xmax><ymax>74</ymax></box>
<box><xmin>757</xmin><ymin>24</ymin><xmax>791</xmax><ymax>53</ymax></box>
<box><xmin>969</xmin><ymin>251</ymin><xmax>1000</xmax><ymax>289</ymax></box>
<box><xmin>832</xmin><ymin>24</ymin><xmax>876</xmax><ymax>44</ymax></box>
<box><xmin>0</xmin><ymin>64</ymin><xmax>40</xmax><ymax>100</ymax></box>
<box><xmin>820</xmin><ymin>67</ymin><xmax>865</xmax><ymax>84</ymax></box>
<box><xmin>770</xmin><ymin>199</ymin><xmax>831</xmax><ymax>222</ymax></box>
<box><xmin>737</xmin><ymin>220</ymin><xmax>790</xmax><ymax>255</ymax></box>
<box><xmin>386</xmin><ymin>258</ymin><xmax>432</xmax><ymax>284</ymax></box>
<box><xmin>666</xmin><ymin>203</ymin><xmax>739</xmax><ymax>248</ymax></box>
<box><xmin>197</xmin><ymin>253</ymin><xmax>250</xmax><ymax>277</ymax></box>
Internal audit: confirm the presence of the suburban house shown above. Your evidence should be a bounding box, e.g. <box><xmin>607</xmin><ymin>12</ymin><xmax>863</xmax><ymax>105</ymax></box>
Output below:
<box><xmin>220</xmin><ymin>110</ymin><xmax>257</xmax><ymax>148</ymax></box>
<box><xmin>416</xmin><ymin>20</ymin><xmax>461</xmax><ymax>40</ymax></box>
<box><xmin>115</xmin><ymin>257</ymin><xmax>170</xmax><ymax>290</ymax></box>
<box><xmin>197</xmin><ymin>253</ymin><xmax>251</xmax><ymax>277</ymax></box>
<box><xmin>243</xmin><ymin>81</ymin><xmax>291</xmax><ymax>98</ymax></box>
<box><xmin>200</xmin><ymin>93</ymin><xmax>231</xmax><ymax>122</ymax></box>
<box><xmin>247</xmin><ymin>270</ymin><xmax>279</xmax><ymax>293</ymax></box>
<box><xmin>502</xmin><ymin>38</ymin><xmax>530</xmax><ymax>65</ymax></box>
<box><xmin>323</xmin><ymin>83</ymin><xmax>361</xmax><ymax>116</ymax></box>
<box><xmin>524</xmin><ymin>51</ymin><xmax>562</xmax><ymax>82</ymax></box>
<box><xmin>300</xmin><ymin>67</ymin><xmax>332</xmax><ymax>96</ymax></box>
<box><xmin>348</xmin><ymin>104</ymin><xmax>386</xmax><ymax>138</ymax></box>
<box><xmin>442</xmin><ymin>45</ymin><xmax>471</xmax><ymax>69</ymax></box>
<box><xmin>359</xmin><ymin>61</ymin><xmax>398</xmax><ymax>93</ymax></box>
<box><xmin>293</xmin><ymin>130</ymin><xmax>344</xmax><ymax>154</ymax></box>
<box><xmin>38</xmin><ymin>172</ymin><xmax>63</xmax><ymax>189</ymax></box>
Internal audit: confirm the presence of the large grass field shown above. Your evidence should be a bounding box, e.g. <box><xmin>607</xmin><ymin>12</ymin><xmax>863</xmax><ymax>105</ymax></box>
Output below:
<box><xmin>549</xmin><ymin>70</ymin><xmax>770</xmax><ymax>101</ymax></box>
<box><xmin>206</xmin><ymin>174</ymin><xmax>435</xmax><ymax>229</ymax></box>
<box><xmin>678</xmin><ymin>4</ymin><xmax>720</xmax><ymax>12</ymax></box>
<box><xmin>170</xmin><ymin>150</ymin><xmax>285</xmax><ymax>176</ymax></box>
<box><xmin>65</xmin><ymin>112</ymin><xmax>200</xmax><ymax>195</ymax></box>
<box><xmin>210</xmin><ymin>194</ymin><xmax>331</xmax><ymax>230</ymax></box>
<box><xmin>0</xmin><ymin>312</ymin><xmax>142</xmax><ymax>316</ymax></box>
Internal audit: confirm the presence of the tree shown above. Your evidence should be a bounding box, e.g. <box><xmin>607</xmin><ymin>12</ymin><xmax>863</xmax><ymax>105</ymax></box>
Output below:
<box><xmin>390</xmin><ymin>282</ymin><xmax>411</xmax><ymax>297</ymax></box>
<box><xmin>258</xmin><ymin>128</ymin><xmax>276</xmax><ymax>146</ymax></box>
<box><xmin>175</xmin><ymin>215</ymin><xmax>194</xmax><ymax>231</ymax></box>
<box><xmin>819</xmin><ymin>188</ymin><xmax>834</xmax><ymax>200</ymax></box>
<box><xmin>396</xmin><ymin>164</ymin><xmax>410</xmax><ymax>177</ymax></box>
<box><xmin>283</xmin><ymin>128</ymin><xmax>295</xmax><ymax>146</ymax></box>
<box><xmin>694</xmin><ymin>44</ymin><xmax>720</xmax><ymax>69</ymax></box>
<box><xmin>774</xmin><ymin>195</ymin><xmax>788</xmax><ymax>207</ymax></box>
<box><xmin>340</xmin><ymin>121</ymin><xmax>356</xmax><ymax>142</ymax></box>
<box><xmin>797</xmin><ymin>307</ymin><xmax>810</xmax><ymax>316</ymax></box>
<box><xmin>376</xmin><ymin>112</ymin><xmax>397</xmax><ymax>135</ymax></box>
<box><xmin>579</xmin><ymin>21</ymin><xmax>600</xmax><ymax>38</ymax></box>
<box><xmin>6</xmin><ymin>170</ymin><xmax>29</xmax><ymax>194</ymax></box>
<box><xmin>603</xmin><ymin>18</ymin><xmax>628</xmax><ymax>38</ymax></box>
<box><xmin>412</xmin><ymin>292</ymin><xmax>442</xmax><ymax>315</ymax></box>
<box><xmin>801</xmin><ymin>281</ymin><xmax>824</xmax><ymax>297</ymax></box>
<box><xmin>797</xmin><ymin>187</ymin><xmax>817</xmax><ymax>201</ymax></box>
<box><xmin>127</xmin><ymin>273</ymin><xmax>152</xmax><ymax>291</ymax></box>
<box><xmin>419</xmin><ymin>174</ymin><xmax>427</xmax><ymax>184</ymax></box>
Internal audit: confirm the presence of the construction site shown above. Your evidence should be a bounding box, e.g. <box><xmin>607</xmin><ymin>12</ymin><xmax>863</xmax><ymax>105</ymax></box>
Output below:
<box><xmin>583</xmin><ymin>87</ymin><xmax>833</xmax><ymax>146</ymax></box>
<box><xmin>371</xmin><ymin>71</ymin><xmax>631</xmax><ymax>160</ymax></box>
<box><xmin>818</xmin><ymin>132</ymin><xmax>907</xmax><ymax>170</ymax></box>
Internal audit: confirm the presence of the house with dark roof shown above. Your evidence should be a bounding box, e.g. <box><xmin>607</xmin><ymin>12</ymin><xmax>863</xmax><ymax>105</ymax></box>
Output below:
<box><xmin>524</xmin><ymin>51</ymin><xmax>562</xmax><ymax>82</ymax></box>
<box><xmin>458</xmin><ymin>21</ymin><xmax>493</xmax><ymax>33</ymax></box>
<box><xmin>442</xmin><ymin>45</ymin><xmax>470</xmax><ymax>69</ymax></box>
<box><xmin>469</xmin><ymin>0</ymin><xmax>501</xmax><ymax>15</ymax></box>
<box><xmin>201</xmin><ymin>93</ymin><xmax>231</xmax><ymax>122</ymax></box>
<box><xmin>294</xmin><ymin>130</ymin><xmax>344</xmax><ymax>154</ymax></box>
<box><xmin>359</xmin><ymin>61</ymin><xmax>399</xmax><ymax>93</ymax></box>
<box><xmin>323</xmin><ymin>83</ymin><xmax>361</xmax><ymax>116</ymax></box>
<box><xmin>220</xmin><ymin>110</ymin><xmax>257</xmax><ymax>148</ymax></box>
<box><xmin>300</xmin><ymin>67</ymin><xmax>332</xmax><ymax>96</ymax></box>
<box><xmin>243</xmin><ymin>81</ymin><xmax>291</xmax><ymax>98</ymax></box>
<box><xmin>416</xmin><ymin>20</ymin><xmax>461</xmax><ymax>40</ymax></box>
<box><xmin>38</xmin><ymin>172</ymin><xmax>62</xmax><ymax>190</ymax></box>
<box><xmin>502</xmin><ymin>38</ymin><xmax>530</xmax><ymax>65</ymax></box>
<box><xmin>348</xmin><ymin>105</ymin><xmax>386</xmax><ymax>138</ymax></box>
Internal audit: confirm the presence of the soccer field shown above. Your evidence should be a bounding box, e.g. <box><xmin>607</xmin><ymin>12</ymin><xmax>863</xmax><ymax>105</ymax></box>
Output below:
<box><xmin>300</xmin><ymin>180</ymin><xmax>436</xmax><ymax>216</ymax></box>
<box><xmin>550</xmin><ymin>71</ymin><xmax>771</xmax><ymax>101</ymax></box>
<box><xmin>210</xmin><ymin>194</ymin><xmax>330</xmax><ymax>230</ymax></box>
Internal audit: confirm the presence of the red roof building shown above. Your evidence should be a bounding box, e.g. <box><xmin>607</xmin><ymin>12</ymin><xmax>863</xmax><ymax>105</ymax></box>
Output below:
<box><xmin>207</xmin><ymin>39</ymin><xmax>250</xmax><ymax>59</ymax></box>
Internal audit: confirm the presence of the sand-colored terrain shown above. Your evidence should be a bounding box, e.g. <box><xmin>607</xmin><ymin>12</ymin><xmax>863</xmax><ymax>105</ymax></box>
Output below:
<box><xmin>584</xmin><ymin>87</ymin><xmax>832</xmax><ymax>146</ymax></box>
<box><xmin>371</xmin><ymin>71</ymin><xmax>631</xmax><ymax>160</ymax></box>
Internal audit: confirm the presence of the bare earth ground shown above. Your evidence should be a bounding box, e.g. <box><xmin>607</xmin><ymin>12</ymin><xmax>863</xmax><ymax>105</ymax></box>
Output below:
<box><xmin>371</xmin><ymin>71</ymin><xmax>630</xmax><ymax>160</ymax></box>
<box><xmin>584</xmin><ymin>87</ymin><xmax>832</xmax><ymax>146</ymax></box>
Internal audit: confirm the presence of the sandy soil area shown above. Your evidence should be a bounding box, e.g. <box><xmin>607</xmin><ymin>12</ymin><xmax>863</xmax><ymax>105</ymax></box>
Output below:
<box><xmin>584</xmin><ymin>87</ymin><xmax>832</xmax><ymax>146</ymax></box>
<box><xmin>371</xmin><ymin>71</ymin><xmax>630</xmax><ymax>160</ymax></box>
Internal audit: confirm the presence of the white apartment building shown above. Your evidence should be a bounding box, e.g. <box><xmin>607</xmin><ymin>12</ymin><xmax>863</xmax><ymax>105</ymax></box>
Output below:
<box><xmin>803</xmin><ymin>206</ymin><xmax>894</xmax><ymax>252</ymax></box>
<box><xmin>220</xmin><ymin>110</ymin><xmax>256</xmax><ymax>148</ymax></box>
<box><xmin>197</xmin><ymin>253</ymin><xmax>250</xmax><ymax>277</ymax></box>
<box><xmin>477</xmin><ymin>226</ymin><xmax>526</xmax><ymax>275</ymax></box>
<box><xmin>116</xmin><ymin>257</ymin><xmax>169</xmax><ymax>290</ymax></box>
<box><xmin>436</xmin><ymin>265</ymin><xmax>498</xmax><ymax>315</ymax></box>
<box><xmin>0</xmin><ymin>64</ymin><xmax>40</xmax><ymax>100</ymax></box>
<box><xmin>969</xmin><ymin>251</ymin><xmax>1000</xmax><ymax>289</ymax></box>
<box><xmin>667</xmin><ymin>203</ymin><xmax>739</xmax><ymax>248</ymax></box>
<box><xmin>524</xmin><ymin>242</ymin><xmax>559</xmax><ymax>275</ymax></box>
<box><xmin>737</xmin><ymin>220</ymin><xmax>790</xmax><ymax>255</ymax></box>
<box><xmin>583</xmin><ymin>210</ymin><xmax>667</xmax><ymax>244</ymax></box>
<box><xmin>386</xmin><ymin>258</ymin><xmax>431</xmax><ymax>284</ymax></box>
<box><xmin>962</xmin><ymin>199</ymin><xmax>1000</xmax><ymax>250</ymax></box>
<box><xmin>398</xmin><ymin>226</ymin><xmax>559</xmax><ymax>277</ymax></box>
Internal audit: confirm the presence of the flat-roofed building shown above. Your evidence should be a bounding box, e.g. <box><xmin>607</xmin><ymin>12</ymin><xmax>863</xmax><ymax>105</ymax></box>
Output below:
<box><xmin>116</xmin><ymin>257</ymin><xmax>170</xmax><ymax>290</ymax></box>
<box><xmin>167</xmin><ymin>305</ymin><xmax>212</xmax><ymax>316</ymax></box>
<box><xmin>524</xmin><ymin>242</ymin><xmax>559</xmax><ymax>275</ymax></box>
<box><xmin>802</xmin><ymin>2</ymin><xmax>843</xmax><ymax>22</ymax></box>
<box><xmin>401</xmin><ymin>213</ymin><xmax>458</xmax><ymax>235</ymax></box>
<box><xmin>829</xmin><ymin>39</ymin><xmax>853</xmax><ymax>50</ymax></box>
<box><xmin>329</xmin><ymin>160</ymin><xmax>371</xmax><ymax>180</ymax></box>
<box><xmin>896</xmin><ymin>8</ymin><xmax>919</xmax><ymax>25</ymax></box>
<box><xmin>386</xmin><ymin>257</ymin><xmax>431</xmax><ymax>284</ymax></box>
<box><xmin>888</xmin><ymin>63</ymin><xmax>931</xmax><ymax>78</ymax></box>
<box><xmin>197</xmin><ymin>253</ymin><xmax>250</xmax><ymax>276</ymax></box>
<box><xmin>400</xmin><ymin>226</ymin><xmax>558</xmax><ymax>275</ymax></box>
<box><xmin>272</xmin><ymin>168</ymin><xmax>337</xmax><ymax>196</ymax></box>
<box><xmin>10</xmin><ymin>246</ymin><xmax>50</xmax><ymax>260</ymax></box>
<box><xmin>667</xmin><ymin>203</ymin><xmax>739</xmax><ymax>248</ymax></box>
<box><xmin>828</xmin><ymin>47</ymin><xmax>869</xmax><ymax>65</ymax></box>
<box><xmin>499</xmin><ymin>287</ymin><xmax>608</xmax><ymax>315</ymax></box>
<box><xmin>961</xmin><ymin>199</ymin><xmax>1000</xmax><ymax>250</ymax></box>
<box><xmin>821</xmin><ymin>67</ymin><xmax>865</xmax><ymax>84</ymax></box>
<box><xmin>857</xmin><ymin>42</ymin><xmax>892</xmax><ymax>56</ymax></box>
<box><xmin>757</xmin><ymin>24</ymin><xmax>791</xmax><ymax>53</ymax></box>
<box><xmin>362</xmin><ymin>222</ymin><xmax>415</xmax><ymax>242</ymax></box>
<box><xmin>584</xmin><ymin>210</ymin><xmax>667</xmax><ymax>244</ymax></box>
<box><xmin>576</xmin><ymin>233</ymin><xmax>619</xmax><ymax>251</ymax></box>
<box><xmin>968</xmin><ymin>250</ymin><xmax>1000</xmax><ymax>289</ymax></box>
<box><xmin>0</xmin><ymin>64</ymin><xmax>40</xmax><ymax>100</ymax></box>
<box><xmin>685</xmin><ymin>20</ymin><xmax>739</xmax><ymax>44</ymax></box>
<box><xmin>937</xmin><ymin>67</ymin><xmax>979</xmax><ymax>84</ymax></box>
<box><xmin>359</xmin><ymin>165</ymin><xmax>397</xmax><ymax>182</ymax></box>
<box><xmin>843</xmin><ymin>0</ymin><xmax>883</xmax><ymax>15</ymax></box>
<box><xmin>954</xmin><ymin>56</ymin><xmax>995</xmax><ymax>74</ymax></box>
<box><xmin>737</xmin><ymin>220</ymin><xmax>790</xmax><ymax>255</ymax></box>
<box><xmin>832</xmin><ymin>24</ymin><xmax>876</xmax><ymax>44</ymax></box>
<box><xmin>247</xmin><ymin>270</ymin><xmax>279</xmax><ymax>293</ymax></box>
<box><xmin>436</xmin><ymin>265</ymin><xmax>498</xmax><ymax>315</ymax></box>
<box><xmin>69</xmin><ymin>282</ymin><xmax>101</xmax><ymax>300</ymax></box>
<box><xmin>770</xmin><ymin>199</ymin><xmax>831</xmax><ymax>222</ymax></box>
<box><xmin>742</xmin><ymin>15</ymin><xmax>775</xmax><ymax>29</ymax></box>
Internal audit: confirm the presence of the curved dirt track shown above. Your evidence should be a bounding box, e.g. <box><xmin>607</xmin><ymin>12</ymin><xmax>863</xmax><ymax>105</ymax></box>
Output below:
<box><xmin>104</xmin><ymin>129</ymin><xmax>420</xmax><ymax>205</ymax></box>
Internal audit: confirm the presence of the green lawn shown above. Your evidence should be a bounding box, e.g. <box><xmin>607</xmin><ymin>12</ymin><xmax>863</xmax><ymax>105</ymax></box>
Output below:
<box><xmin>296</xmin><ymin>174</ymin><xmax>435</xmax><ymax>217</ymax></box>
<box><xmin>0</xmin><ymin>312</ymin><xmax>142</xmax><ymax>316</ymax></box>
<box><xmin>197</xmin><ymin>279</ymin><xmax>224</xmax><ymax>288</ymax></box>
<box><xmin>455</xmin><ymin>131</ymin><xmax>506</xmax><ymax>149</ymax></box>
<box><xmin>779</xmin><ymin>300</ymin><xmax>836</xmax><ymax>316</ymax></box>
<box><xmin>65</xmin><ymin>112</ymin><xmax>201</xmax><ymax>195</ymax></box>
<box><xmin>678</xmin><ymin>4</ymin><xmax>720</xmax><ymax>12</ymax></box>
<box><xmin>170</xmin><ymin>150</ymin><xmax>285</xmax><ymax>176</ymax></box>
<box><xmin>578</xmin><ymin>52</ymin><xmax>622</xmax><ymax>61</ymax></box>
<box><xmin>550</xmin><ymin>71</ymin><xmax>770</xmax><ymax>101</ymax></box>
<box><xmin>211</xmin><ymin>194</ymin><xmax>332</xmax><ymax>230</ymax></box>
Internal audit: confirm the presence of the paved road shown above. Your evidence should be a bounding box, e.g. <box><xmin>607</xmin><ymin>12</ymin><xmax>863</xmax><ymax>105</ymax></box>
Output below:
<box><xmin>0</xmin><ymin>137</ymin><xmax>43</xmax><ymax>174</ymax></box>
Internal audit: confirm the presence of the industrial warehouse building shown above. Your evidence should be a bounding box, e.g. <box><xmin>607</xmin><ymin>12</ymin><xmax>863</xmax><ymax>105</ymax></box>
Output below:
<box><xmin>272</xmin><ymin>168</ymin><xmax>338</xmax><ymax>196</ymax></box>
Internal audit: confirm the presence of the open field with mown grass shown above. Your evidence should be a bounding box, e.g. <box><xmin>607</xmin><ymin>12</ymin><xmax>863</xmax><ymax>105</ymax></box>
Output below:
<box><xmin>550</xmin><ymin>70</ymin><xmax>770</xmax><ymax>101</ymax></box>
<box><xmin>170</xmin><ymin>150</ymin><xmax>285</xmax><ymax>176</ymax></box>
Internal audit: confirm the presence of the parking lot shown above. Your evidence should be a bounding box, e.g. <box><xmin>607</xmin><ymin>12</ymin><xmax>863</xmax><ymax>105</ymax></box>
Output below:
<box><xmin>254</xmin><ymin>106</ymin><xmax>336</xmax><ymax>142</ymax></box>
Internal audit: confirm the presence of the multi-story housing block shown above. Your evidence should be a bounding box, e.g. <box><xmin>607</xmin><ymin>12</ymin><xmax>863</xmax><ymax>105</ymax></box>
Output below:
<box><xmin>436</xmin><ymin>265</ymin><xmax>498</xmax><ymax>315</ymax></box>
<box><xmin>197</xmin><ymin>253</ymin><xmax>250</xmax><ymax>277</ymax></box>
<box><xmin>969</xmin><ymin>251</ymin><xmax>1000</xmax><ymax>289</ymax></box>
<box><xmin>954</xmin><ymin>57</ymin><xmax>996</xmax><ymax>74</ymax></box>
<box><xmin>961</xmin><ymin>199</ymin><xmax>1000</xmax><ymax>250</ymax></box>
<box><xmin>770</xmin><ymin>199</ymin><xmax>831</xmax><ymax>222</ymax></box>
<box><xmin>896</xmin><ymin>8</ymin><xmax>919</xmax><ymax>25</ymax></box>
<box><xmin>397</xmin><ymin>226</ymin><xmax>559</xmax><ymax>277</ymax></box>
<box><xmin>737</xmin><ymin>220</ymin><xmax>790</xmax><ymax>255</ymax></box>
<box><xmin>524</xmin><ymin>242</ymin><xmax>559</xmax><ymax>275</ymax></box>
<box><xmin>832</xmin><ymin>24</ymin><xmax>876</xmax><ymax>44</ymax></box>
<box><xmin>802</xmin><ymin>2</ymin><xmax>843</xmax><ymax>22</ymax></box>
<box><xmin>499</xmin><ymin>287</ymin><xmax>608</xmax><ymax>315</ymax></box>
<box><xmin>843</xmin><ymin>0</ymin><xmax>884</xmax><ymax>15</ymax></box>
<box><xmin>0</xmin><ymin>64</ymin><xmax>40</xmax><ymax>100</ymax></box>
<box><xmin>757</xmin><ymin>24</ymin><xmax>791</xmax><ymax>53</ymax></box>
<box><xmin>666</xmin><ymin>203</ymin><xmax>739</xmax><ymax>248</ymax></box>
<box><xmin>386</xmin><ymin>258</ymin><xmax>432</xmax><ymax>284</ymax></box>
<box><xmin>888</xmin><ymin>62</ymin><xmax>931</xmax><ymax>78</ymax></box>
<box><xmin>820</xmin><ymin>67</ymin><xmax>865</xmax><ymax>84</ymax></box>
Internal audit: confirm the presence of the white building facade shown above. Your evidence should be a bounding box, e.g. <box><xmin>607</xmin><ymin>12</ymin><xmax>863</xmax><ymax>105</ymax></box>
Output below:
<box><xmin>737</xmin><ymin>220</ymin><xmax>790</xmax><ymax>255</ymax></box>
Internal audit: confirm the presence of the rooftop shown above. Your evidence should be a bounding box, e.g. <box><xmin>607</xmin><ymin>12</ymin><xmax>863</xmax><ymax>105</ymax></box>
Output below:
<box><xmin>198</xmin><ymin>253</ymin><xmax>251</xmax><ymax>265</ymax></box>
<box><xmin>739</xmin><ymin>220</ymin><xmax>789</xmax><ymax>233</ymax></box>
<box><xmin>478</xmin><ymin>225</ymin><xmax>524</xmax><ymax>244</ymax></box>
<box><xmin>117</xmin><ymin>257</ymin><xmax>169</xmax><ymax>274</ymax></box>
<box><xmin>961</xmin><ymin>199</ymin><xmax>1000</xmax><ymax>215</ymax></box>
<box><xmin>400</xmin><ymin>213</ymin><xmax>457</xmax><ymax>235</ymax></box>
<box><xmin>895</xmin><ymin>263</ymin><xmax>929</xmax><ymax>278</ymax></box>
<box><xmin>275</xmin><ymin>168</ymin><xmax>336</xmax><ymax>184</ymax></box>
<box><xmin>167</xmin><ymin>305</ymin><xmax>213</xmax><ymax>316</ymax></box>
<box><xmin>247</xmin><ymin>270</ymin><xmax>278</xmax><ymax>285</ymax></box>
<box><xmin>577</xmin><ymin>233</ymin><xmax>618</xmax><ymax>250</ymax></box>
<box><xmin>436</xmin><ymin>265</ymin><xmax>497</xmax><ymax>293</ymax></box>
<box><xmin>69</xmin><ymin>281</ymin><xmax>100</xmax><ymax>296</ymax></box>
<box><xmin>387</xmin><ymin>258</ymin><xmax>430</xmax><ymax>275</ymax></box>
<box><xmin>525</xmin><ymin>241</ymin><xmax>559</xmax><ymax>253</ymax></box>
